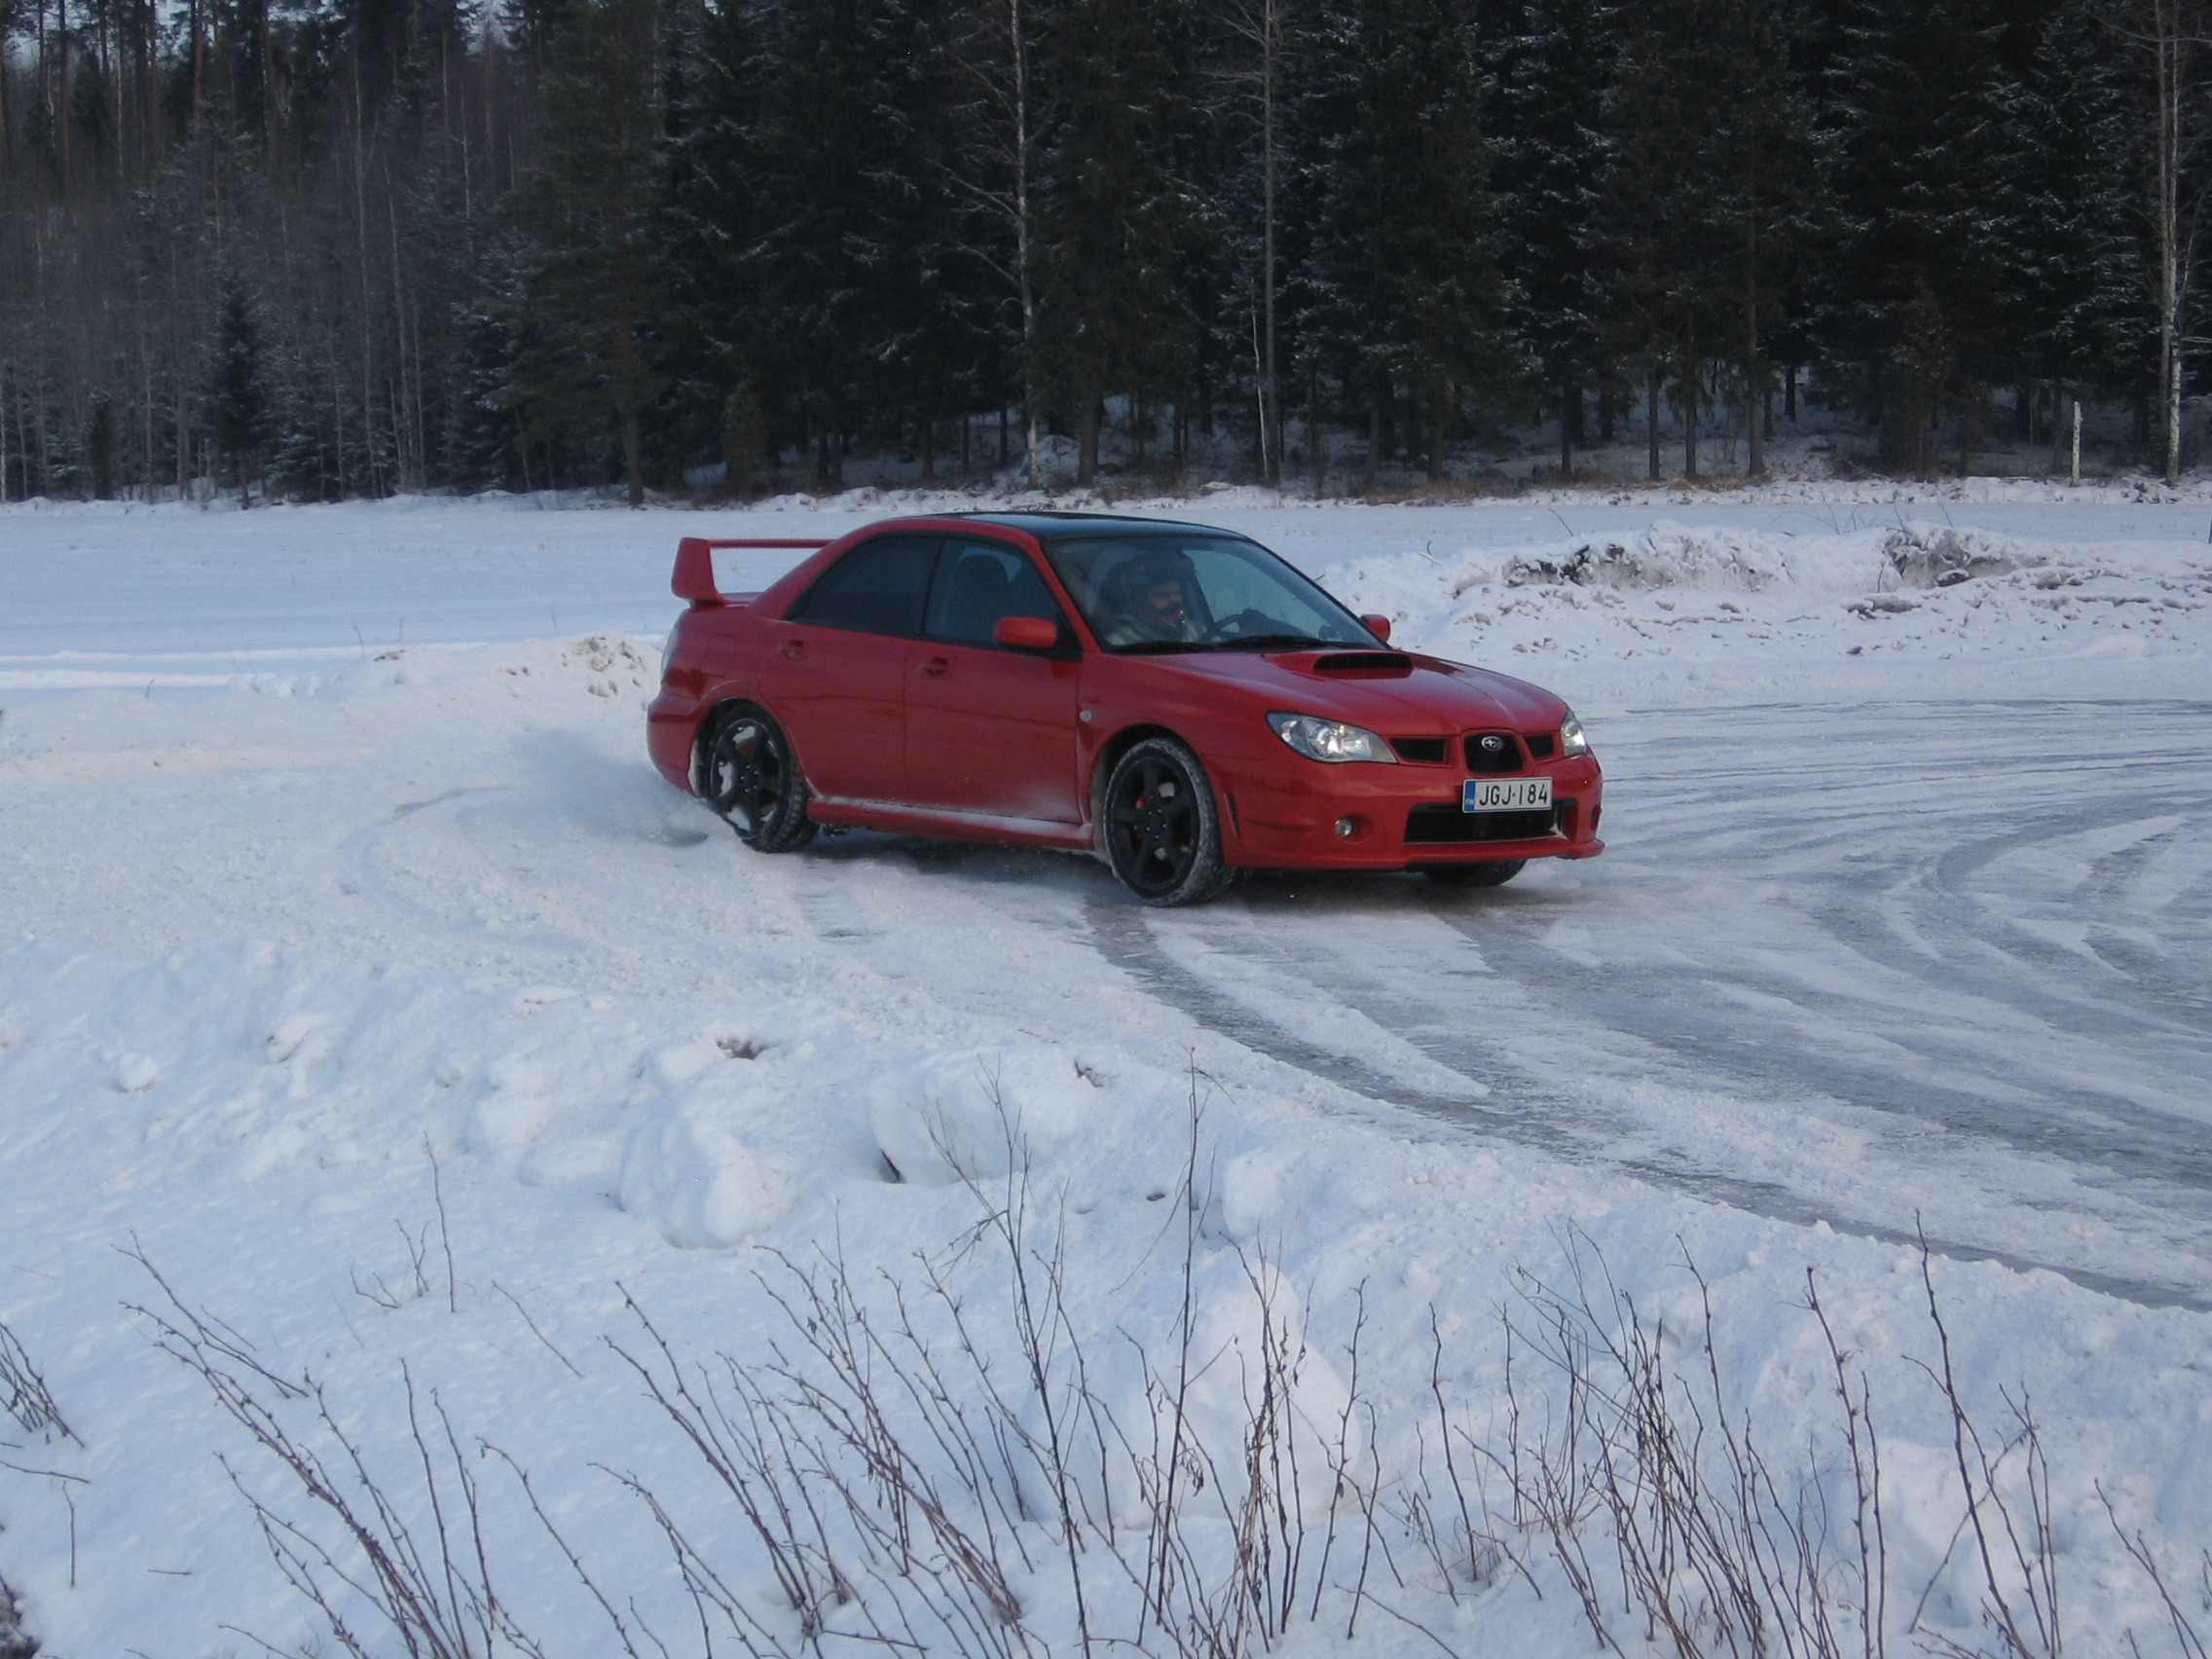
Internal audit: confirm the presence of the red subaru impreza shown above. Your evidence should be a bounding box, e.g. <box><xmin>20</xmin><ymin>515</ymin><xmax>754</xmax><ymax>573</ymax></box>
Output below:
<box><xmin>647</xmin><ymin>512</ymin><xmax>1603</xmax><ymax>905</ymax></box>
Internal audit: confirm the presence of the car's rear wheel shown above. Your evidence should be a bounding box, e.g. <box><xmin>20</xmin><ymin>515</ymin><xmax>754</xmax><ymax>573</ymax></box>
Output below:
<box><xmin>1103</xmin><ymin>737</ymin><xmax>1235</xmax><ymax>906</ymax></box>
<box><xmin>702</xmin><ymin>706</ymin><xmax>817</xmax><ymax>852</ymax></box>
<box><xmin>1420</xmin><ymin>859</ymin><xmax>1526</xmax><ymax>889</ymax></box>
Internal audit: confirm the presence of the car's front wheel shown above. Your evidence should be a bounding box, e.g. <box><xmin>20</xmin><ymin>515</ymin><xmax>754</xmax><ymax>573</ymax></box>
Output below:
<box><xmin>702</xmin><ymin>706</ymin><xmax>817</xmax><ymax>852</ymax></box>
<box><xmin>1102</xmin><ymin>736</ymin><xmax>1235</xmax><ymax>906</ymax></box>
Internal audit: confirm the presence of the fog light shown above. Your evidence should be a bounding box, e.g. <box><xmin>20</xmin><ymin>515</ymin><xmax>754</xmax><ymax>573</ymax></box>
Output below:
<box><xmin>1335</xmin><ymin>817</ymin><xmax>1357</xmax><ymax>839</ymax></box>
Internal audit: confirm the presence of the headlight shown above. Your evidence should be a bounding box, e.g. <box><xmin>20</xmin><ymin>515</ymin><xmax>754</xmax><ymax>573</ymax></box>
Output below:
<box><xmin>1267</xmin><ymin>712</ymin><xmax>1397</xmax><ymax>763</ymax></box>
<box><xmin>1560</xmin><ymin>711</ymin><xmax>1592</xmax><ymax>758</ymax></box>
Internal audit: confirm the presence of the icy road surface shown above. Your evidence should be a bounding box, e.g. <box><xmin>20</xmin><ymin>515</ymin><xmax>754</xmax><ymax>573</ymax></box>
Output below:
<box><xmin>1097</xmin><ymin>697</ymin><xmax>2212</xmax><ymax>1306</ymax></box>
<box><xmin>761</xmin><ymin>694</ymin><xmax>2212</xmax><ymax>1311</ymax></box>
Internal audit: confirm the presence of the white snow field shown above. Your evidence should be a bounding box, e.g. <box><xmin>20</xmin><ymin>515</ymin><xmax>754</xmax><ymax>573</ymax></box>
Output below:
<box><xmin>2</xmin><ymin>489</ymin><xmax>2211</xmax><ymax>1658</ymax></box>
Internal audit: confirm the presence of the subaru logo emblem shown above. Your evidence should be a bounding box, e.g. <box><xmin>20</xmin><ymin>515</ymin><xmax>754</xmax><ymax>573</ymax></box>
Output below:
<box><xmin>1481</xmin><ymin>735</ymin><xmax>1505</xmax><ymax>753</ymax></box>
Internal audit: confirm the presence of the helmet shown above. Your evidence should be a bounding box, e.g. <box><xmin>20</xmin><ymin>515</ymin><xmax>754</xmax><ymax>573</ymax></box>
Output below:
<box><xmin>1104</xmin><ymin>545</ymin><xmax>1196</xmax><ymax>607</ymax></box>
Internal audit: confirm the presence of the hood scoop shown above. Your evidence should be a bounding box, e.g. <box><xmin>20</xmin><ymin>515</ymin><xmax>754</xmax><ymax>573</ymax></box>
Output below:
<box><xmin>1310</xmin><ymin>651</ymin><xmax>1414</xmax><ymax>675</ymax></box>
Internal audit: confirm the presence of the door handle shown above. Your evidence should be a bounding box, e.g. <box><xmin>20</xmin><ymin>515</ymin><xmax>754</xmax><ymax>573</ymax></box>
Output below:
<box><xmin>777</xmin><ymin>639</ymin><xmax>806</xmax><ymax>660</ymax></box>
<box><xmin>921</xmin><ymin>656</ymin><xmax>951</xmax><ymax>679</ymax></box>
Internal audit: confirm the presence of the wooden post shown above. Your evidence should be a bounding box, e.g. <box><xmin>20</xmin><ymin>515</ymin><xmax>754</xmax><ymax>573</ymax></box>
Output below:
<box><xmin>2070</xmin><ymin>400</ymin><xmax>2082</xmax><ymax>486</ymax></box>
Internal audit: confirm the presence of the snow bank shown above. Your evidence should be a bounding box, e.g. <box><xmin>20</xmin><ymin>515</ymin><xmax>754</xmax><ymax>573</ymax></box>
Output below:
<box><xmin>867</xmin><ymin>1044</ymin><xmax>1103</xmax><ymax>1184</ymax></box>
<box><xmin>1485</xmin><ymin>520</ymin><xmax>2046</xmax><ymax>595</ymax></box>
<box><xmin>1316</xmin><ymin>517</ymin><xmax>2211</xmax><ymax>710</ymax></box>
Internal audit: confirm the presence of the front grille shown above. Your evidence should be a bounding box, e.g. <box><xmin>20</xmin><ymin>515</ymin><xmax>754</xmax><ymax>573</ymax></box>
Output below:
<box><xmin>1464</xmin><ymin>732</ymin><xmax>1525</xmax><ymax>774</ymax></box>
<box><xmin>1391</xmin><ymin>737</ymin><xmax>1450</xmax><ymax>763</ymax></box>
<box><xmin>1525</xmin><ymin>732</ymin><xmax>1558</xmax><ymax>759</ymax></box>
<box><xmin>1406</xmin><ymin>803</ymin><xmax>1559</xmax><ymax>843</ymax></box>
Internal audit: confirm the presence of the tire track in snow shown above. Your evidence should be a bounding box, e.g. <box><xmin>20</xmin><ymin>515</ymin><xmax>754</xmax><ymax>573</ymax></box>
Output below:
<box><xmin>1075</xmin><ymin>700</ymin><xmax>2212</xmax><ymax>1310</ymax></box>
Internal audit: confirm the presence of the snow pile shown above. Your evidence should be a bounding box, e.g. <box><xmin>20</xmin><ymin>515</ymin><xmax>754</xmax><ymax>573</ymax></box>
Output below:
<box><xmin>866</xmin><ymin>1043</ymin><xmax>1105</xmax><ymax>1185</ymax></box>
<box><xmin>1317</xmin><ymin>517</ymin><xmax>2211</xmax><ymax>707</ymax></box>
<box><xmin>1496</xmin><ymin>520</ymin><xmax>2049</xmax><ymax>594</ymax></box>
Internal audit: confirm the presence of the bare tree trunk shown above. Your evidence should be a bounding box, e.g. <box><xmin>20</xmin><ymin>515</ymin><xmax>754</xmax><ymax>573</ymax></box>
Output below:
<box><xmin>1011</xmin><ymin>0</ymin><xmax>1041</xmax><ymax>491</ymax></box>
<box><xmin>1682</xmin><ymin>325</ymin><xmax>1700</xmax><ymax>480</ymax></box>
<box><xmin>1309</xmin><ymin>370</ymin><xmax>1324</xmax><ymax>498</ymax></box>
<box><xmin>616</xmin><ymin>329</ymin><xmax>645</xmax><ymax>506</ymax></box>
<box><xmin>1559</xmin><ymin>376</ymin><xmax>1572</xmax><ymax>477</ymax></box>
<box><xmin>2155</xmin><ymin>0</ymin><xmax>2184</xmax><ymax>484</ymax></box>
<box><xmin>55</xmin><ymin>0</ymin><xmax>70</xmax><ymax>191</ymax></box>
<box><xmin>1077</xmin><ymin>388</ymin><xmax>1099</xmax><ymax>485</ymax></box>
<box><xmin>189</xmin><ymin>0</ymin><xmax>203</xmax><ymax>126</ymax></box>
<box><xmin>351</xmin><ymin>61</ymin><xmax>381</xmax><ymax>496</ymax></box>
<box><xmin>1647</xmin><ymin>360</ymin><xmax>1661</xmax><ymax>481</ymax></box>
<box><xmin>1260</xmin><ymin>0</ymin><xmax>1279</xmax><ymax>485</ymax></box>
<box><xmin>1745</xmin><ymin>221</ymin><xmax>1763</xmax><ymax>477</ymax></box>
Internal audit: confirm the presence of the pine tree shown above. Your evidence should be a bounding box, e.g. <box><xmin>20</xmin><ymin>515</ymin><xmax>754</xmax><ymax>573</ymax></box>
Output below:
<box><xmin>655</xmin><ymin>0</ymin><xmax>777</xmax><ymax>475</ymax></box>
<box><xmin>208</xmin><ymin>272</ymin><xmax>273</xmax><ymax>500</ymax></box>
<box><xmin>848</xmin><ymin>0</ymin><xmax>998</xmax><ymax>481</ymax></box>
<box><xmin>1293</xmin><ymin>0</ymin><xmax>1503</xmax><ymax>488</ymax></box>
<box><xmin>1032</xmin><ymin>0</ymin><xmax>1202</xmax><ymax>485</ymax></box>
<box><xmin>1488</xmin><ymin>0</ymin><xmax>1614</xmax><ymax>477</ymax></box>
<box><xmin>1710</xmin><ymin>0</ymin><xmax>1823</xmax><ymax>477</ymax></box>
<box><xmin>1812</xmin><ymin>0</ymin><xmax>2019</xmax><ymax>474</ymax></box>
<box><xmin>1600</xmin><ymin>0</ymin><xmax>1742</xmax><ymax>480</ymax></box>
<box><xmin>85</xmin><ymin>387</ymin><xmax>117</xmax><ymax>497</ymax></box>
<box><xmin>510</xmin><ymin>0</ymin><xmax>664</xmax><ymax>504</ymax></box>
<box><xmin>2000</xmin><ymin>0</ymin><xmax>2152</xmax><ymax>461</ymax></box>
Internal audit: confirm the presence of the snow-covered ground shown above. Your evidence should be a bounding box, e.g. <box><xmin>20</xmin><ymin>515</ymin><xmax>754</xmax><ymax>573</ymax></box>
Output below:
<box><xmin>2</xmin><ymin>491</ymin><xmax>2210</xmax><ymax>1658</ymax></box>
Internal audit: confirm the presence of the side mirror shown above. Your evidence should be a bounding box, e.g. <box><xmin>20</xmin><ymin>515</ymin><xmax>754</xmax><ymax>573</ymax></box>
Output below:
<box><xmin>994</xmin><ymin>615</ymin><xmax>1060</xmax><ymax>651</ymax></box>
<box><xmin>1360</xmin><ymin>613</ymin><xmax>1392</xmax><ymax>644</ymax></box>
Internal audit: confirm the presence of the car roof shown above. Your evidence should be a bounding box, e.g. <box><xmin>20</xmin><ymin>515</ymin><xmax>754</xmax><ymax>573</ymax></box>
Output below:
<box><xmin>935</xmin><ymin>510</ymin><xmax>1248</xmax><ymax>541</ymax></box>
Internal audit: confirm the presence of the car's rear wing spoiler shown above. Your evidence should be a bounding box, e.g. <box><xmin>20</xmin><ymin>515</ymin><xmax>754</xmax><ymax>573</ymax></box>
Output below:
<box><xmin>672</xmin><ymin>536</ymin><xmax>832</xmax><ymax>605</ymax></box>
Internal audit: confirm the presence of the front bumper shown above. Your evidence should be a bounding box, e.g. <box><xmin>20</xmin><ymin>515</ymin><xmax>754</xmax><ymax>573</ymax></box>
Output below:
<box><xmin>1215</xmin><ymin>754</ymin><xmax>1604</xmax><ymax>869</ymax></box>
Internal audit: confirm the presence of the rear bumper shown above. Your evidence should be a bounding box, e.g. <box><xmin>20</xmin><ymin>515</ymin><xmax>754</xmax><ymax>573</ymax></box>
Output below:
<box><xmin>646</xmin><ymin>692</ymin><xmax>703</xmax><ymax>793</ymax></box>
<box><xmin>1215</xmin><ymin>756</ymin><xmax>1604</xmax><ymax>870</ymax></box>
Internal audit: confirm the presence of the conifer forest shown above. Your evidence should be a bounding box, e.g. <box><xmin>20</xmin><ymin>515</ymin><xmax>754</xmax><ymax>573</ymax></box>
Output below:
<box><xmin>0</xmin><ymin>0</ymin><xmax>2207</xmax><ymax>503</ymax></box>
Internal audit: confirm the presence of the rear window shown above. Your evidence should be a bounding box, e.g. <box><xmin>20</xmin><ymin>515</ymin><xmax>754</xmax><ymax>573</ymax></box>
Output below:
<box><xmin>924</xmin><ymin>540</ymin><xmax>1065</xmax><ymax>645</ymax></box>
<box><xmin>789</xmin><ymin>535</ymin><xmax>938</xmax><ymax>636</ymax></box>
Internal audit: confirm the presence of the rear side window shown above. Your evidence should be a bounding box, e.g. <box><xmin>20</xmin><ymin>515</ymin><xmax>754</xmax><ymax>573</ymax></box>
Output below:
<box><xmin>924</xmin><ymin>539</ymin><xmax>1064</xmax><ymax>645</ymax></box>
<box><xmin>789</xmin><ymin>535</ymin><xmax>939</xmax><ymax>635</ymax></box>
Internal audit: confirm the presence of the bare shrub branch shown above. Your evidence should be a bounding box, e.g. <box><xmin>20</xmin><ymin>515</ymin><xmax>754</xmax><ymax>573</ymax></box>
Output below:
<box><xmin>129</xmin><ymin>1249</ymin><xmax>539</xmax><ymax>1659</ymax></box>
<box><xmin>0</xmin><ymin>1320</ymin><xmax>72</xmax><ymax>1445</ymax></box>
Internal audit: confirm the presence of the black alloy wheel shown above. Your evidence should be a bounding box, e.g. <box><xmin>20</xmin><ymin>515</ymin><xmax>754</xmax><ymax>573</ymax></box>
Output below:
<box><xmin>1103</xmin><ymin>736</ymin><xmax>1235</xmax><ymax>906</ymax></box>
<box><xmin>1421</xmin><ymin>859</ymin><xmax>1526</xmax><ymax>889</ymax></box>
<box><xmin>702</xmin><ymin>706</ymin><xmax>817</xmax><ymax>852</ymax></box>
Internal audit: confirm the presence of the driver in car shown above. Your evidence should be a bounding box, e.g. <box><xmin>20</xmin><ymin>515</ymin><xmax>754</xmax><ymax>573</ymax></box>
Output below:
<box><xmin>1099</xmin><ymin>550</ymin><xmax>1204</xmax><ymax>645</ymax></box>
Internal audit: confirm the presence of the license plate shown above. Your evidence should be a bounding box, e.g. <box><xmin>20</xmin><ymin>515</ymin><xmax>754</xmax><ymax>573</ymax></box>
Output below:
<box><xmin>1463</xmin><ymin>776</ymin><xmax>1552</xmax><ymax>813</ymax></box>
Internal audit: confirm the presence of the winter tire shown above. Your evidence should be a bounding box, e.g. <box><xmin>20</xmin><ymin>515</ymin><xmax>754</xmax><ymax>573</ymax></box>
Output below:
<box><xmin>702</xmin><ymin>705</ymin><xmax>817</xmax><ymax>853</ymax></box>
<box><xmin>1102</xmin><ymin>736</ymin><xmax>1235</xmax><ymax>906</ymax></box>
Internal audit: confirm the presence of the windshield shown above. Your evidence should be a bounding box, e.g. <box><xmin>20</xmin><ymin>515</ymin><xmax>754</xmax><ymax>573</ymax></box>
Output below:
<box><xmin>1044</xmin><ymin>535</ymin><xmax>1380</xmax><ymax>652</ymax></box>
